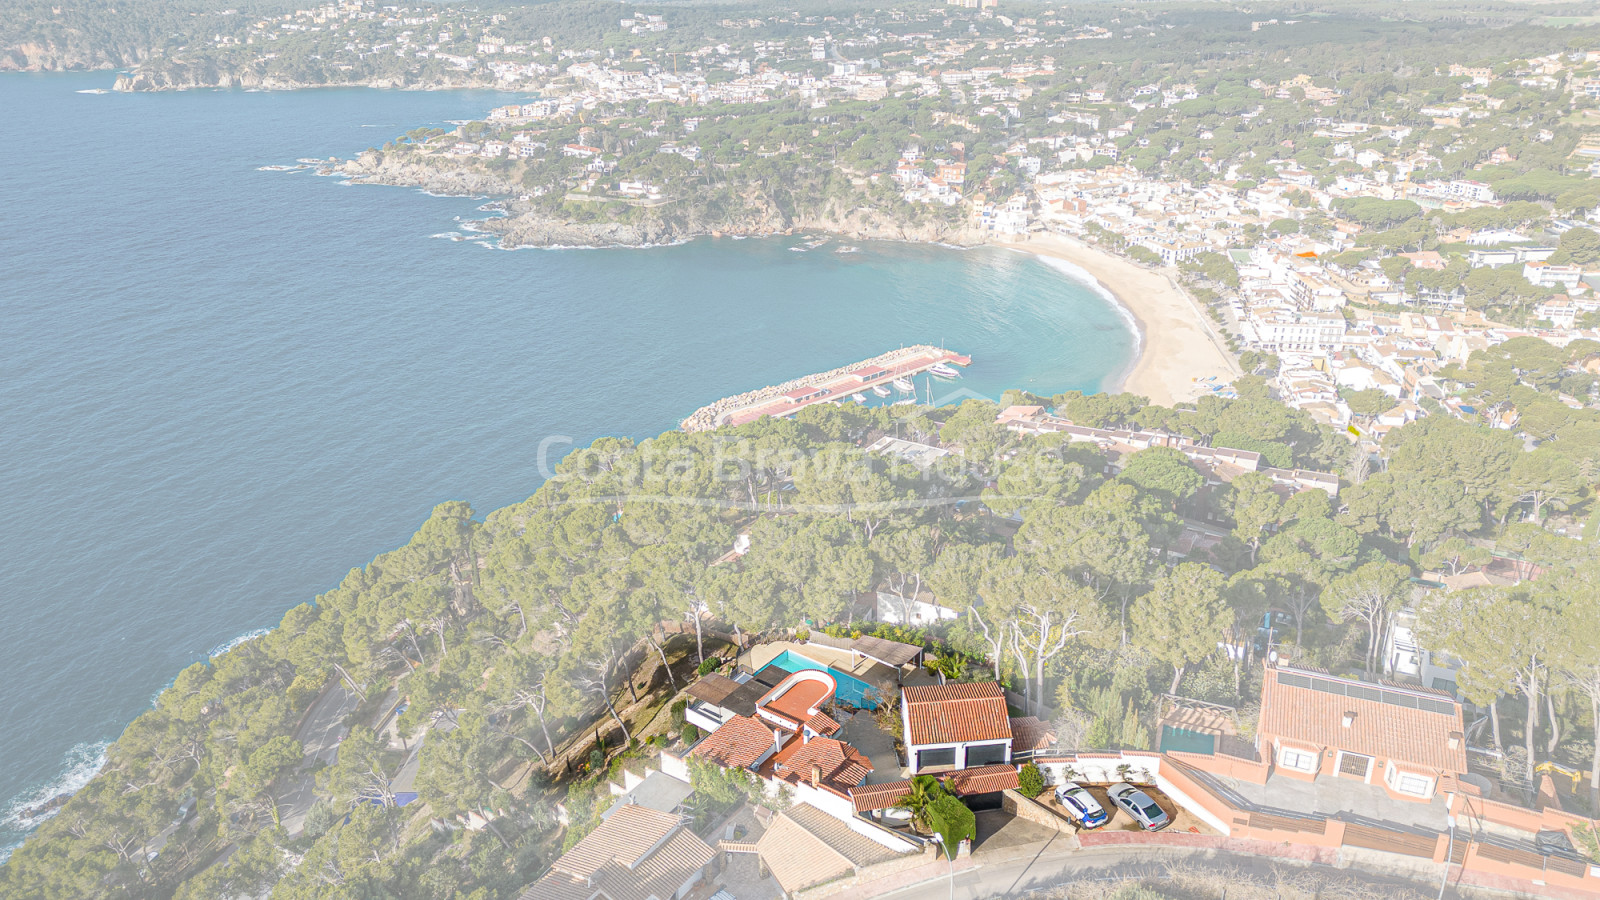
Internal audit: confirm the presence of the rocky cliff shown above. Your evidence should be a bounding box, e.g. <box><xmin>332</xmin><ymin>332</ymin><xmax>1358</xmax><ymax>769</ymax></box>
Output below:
<box><xmin>338</xmin><ymin>150</ymin><xmax>989</xmax><ymax>249</ymax></box>
<box><xmin>340</xmin><ymin>150</ymin><xmax>524</xmax><ymax>198</ymax></box>
<box><xmin>111</xmin><ymin>61</ymin><xmax>498</xmax><ymax>92</ymax></box>
<box><xmin>0</xmin><ymin>39</ymin><xmax>143</xmax><ymax>72</ymax></box>
<box><xmin>490</xmin><ymin>209</ymin><xmax>986</xmax><ymax>249</ymax></box>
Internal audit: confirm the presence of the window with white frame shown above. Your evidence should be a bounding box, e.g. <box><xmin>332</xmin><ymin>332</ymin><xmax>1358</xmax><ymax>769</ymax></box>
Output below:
<box><xmin>1278</xmin><ymin>746</ymin><xmax>1317</xmax><ymax>772</ymax></box>
<box><xmin>1393</xmin><ymin>770</ymin><xmax>1432</xmax><ymax>796</ymax></box>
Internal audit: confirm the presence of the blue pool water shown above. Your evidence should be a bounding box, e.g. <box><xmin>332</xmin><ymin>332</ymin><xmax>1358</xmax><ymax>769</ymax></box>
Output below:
<box><xmin>763</xmin><ymin>650</ymin><xmax>881</xmax><ymax>708</ymax></box>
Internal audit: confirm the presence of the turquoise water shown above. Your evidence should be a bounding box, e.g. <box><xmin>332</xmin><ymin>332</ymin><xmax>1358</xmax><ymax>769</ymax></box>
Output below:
<box><xmin>763</xmin><ymin>650</ymin><xmax>880</xmax><ymax>708</ymax></box>
<box><xmin>0</xmin><ymin>72</ymin><xmax>1133</xmax><ymax>854</ymax></box>
<box><xmin>1159</xmin><ymin>725</ymin><xmax>1217</xmax><ymax>756</ymax></box>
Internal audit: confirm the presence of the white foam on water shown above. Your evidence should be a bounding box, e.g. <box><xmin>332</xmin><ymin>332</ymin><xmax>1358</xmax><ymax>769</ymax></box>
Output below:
<box><xmin>207</xmin><ymin>627</ymin><xmax>271</xmax><ymax>660</ymax></box>
<box><xmin>1030</xmin><ymin>253</ymin><xmax>1144</xmax><ymax>362</ymax></box>
<box><xmin>1</xmin><ymin>740</ymin><xmax>111</xmax><ymax>853</ymax></box>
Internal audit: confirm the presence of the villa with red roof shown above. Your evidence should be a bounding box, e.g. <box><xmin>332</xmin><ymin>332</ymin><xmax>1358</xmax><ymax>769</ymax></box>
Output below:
<box><xmin>1254</xmin><ymin>664</ymin><xmax>1467</xmax><ymax>802</ymax></box>
<box><xmin>900</xmin><ymin>681</ymin><xmax>1016</xmax><ymax>773</ymax></box>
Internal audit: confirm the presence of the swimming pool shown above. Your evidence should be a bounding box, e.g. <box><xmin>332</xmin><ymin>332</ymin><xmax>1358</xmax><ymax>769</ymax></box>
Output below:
<box><xmin>762</xmin><ymin>649</ymin><xmax>881</xmax><ymax>709</ymax></box>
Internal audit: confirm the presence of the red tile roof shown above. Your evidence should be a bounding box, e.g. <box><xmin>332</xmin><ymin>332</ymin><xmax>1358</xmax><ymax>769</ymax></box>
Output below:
<box><xmin>1008</xmin><ymin>716</ymin><xmax>1054</xmax><ymax>752</ymax></box>
<box><xmin>691</xmin><ymin>715</ymin><xmax>779</xmax><ymax>769</ymax></box>
<box><xmin>943</xmin><ymin>764</ymin><xmax>1020</xmax><ymax>796</ymax></box>
<box><xmin>772</xmin><ymin>737</ymin><xmax>873</xmax><ymax>795</ymax></box>
<box><xmin>804</xmin><ymin>711</ymin><xmax>841</xmax><ymax>736</ymax></box>
<box><xmin>901</xmin><ymin>681</ymin><xmax>1012</xmax><ymax>746</ymax></box>
<box><xmin>1259</xmin><ymin>667</ymin><xmax>1467</xmax><ymax>773</ymax></box>
<box><xmin>851</xmin><ymin>779</ymin><xmax>914</xmax><ymax>813</ymax></box>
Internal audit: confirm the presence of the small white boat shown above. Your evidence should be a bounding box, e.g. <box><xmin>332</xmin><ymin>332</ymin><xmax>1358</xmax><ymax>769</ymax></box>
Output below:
<box><xmin>893</xmin><ymin>398</ymin><xmax>917</xmax><ymax>406</ymax></box>
<box><xmin>789</xmin><ymin>246</ymin><xmax>807</xmax><ymax>252</ymax></box>
<box><xmin>872</xmin><ymin>384</ymin><xmax>893</xmax><ymax>398</ymax></box>
<box><xmin>852</xmin><ymin>393</ymin><xmax>867</xmax><ymax>404</ymax></box>
<box><xmin>929</xmin><ymin>363</ymin><xmax>960</xmax><ymax>379</ymax></box>
<box><xmin>893</xmin><ymin>377</ymin><xmax>915</xmax><ymax>393</ymax></box>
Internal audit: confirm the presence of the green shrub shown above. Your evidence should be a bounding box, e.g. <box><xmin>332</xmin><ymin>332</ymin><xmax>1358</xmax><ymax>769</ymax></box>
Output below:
<box><xmin>587</xmin><ymin>748</ymin><xmax>605</xmax><ymax>771</ymax></box>
<box><xmin>696</xmin><ymin>658</ymin><xmax>720</xmax><ymax>676</ymax></box>
<box><xmin>926</xmin><ymin>795</ymin><xmax>976</xmax><ymax>858</ymax></box>
<box><xmin>670</xmin><ymin>698</ymin><xmax>689</xmax><ymax>729</ymax></box>
<box><xmin>1017</xmin><ymin>763</ymin><xmax>1046</xmax><ymax>799</ymax></box>
<box><xmin>682</xmin><ymin>723</ymin><xmax>700</xmax><ymax>745</ymax></box>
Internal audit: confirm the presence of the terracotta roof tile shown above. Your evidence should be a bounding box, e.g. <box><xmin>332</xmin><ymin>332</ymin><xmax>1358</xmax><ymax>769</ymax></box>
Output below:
<box><xmin>1260</xmin><ymin>667</ymin><xmax>1467</xmax><ymax>773</ymax></box>
<box><xmin>902</xmin><ymin>681</ymin><xmax>1012</xmax><ymax>745</ymax></box>
<box><xmin>690</xmin><ymin>715</ymin><xmax>779</xmax><ymax>769</ymax></box>
<box><xmin>773</xmin><ymin>737</ymin><xmax>873</xmax><ymax>795</ymax></box>
<box><xmin>851</xmin><ymin>779</ymin><xmax>914</xmax><ymax>813</ymax></box>
<box><xmin>1008</xmin><ymin>716</ymin><xmax>1054</xmax><ymax>751</ymax></box>
<box><xmin>944</xmin><ymin>764</ymin><xmax>1019</xmax><ymax>796</ymax></box>
<box><xmin>805</xmin><ymin>711</ymin><xmax>841</xmax><ymax>735</ymax></box>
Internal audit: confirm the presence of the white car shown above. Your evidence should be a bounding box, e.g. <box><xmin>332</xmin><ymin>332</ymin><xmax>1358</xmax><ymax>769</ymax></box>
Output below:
<box><xmin>1106</xmin><ymin>782</ymin><xmax>1170</xmax><ymax>831</ymax></box>
<box><xmin>1053</xmin><ymin>783</ymin><xmax>1108</xmax><ymax>829</ymax></box>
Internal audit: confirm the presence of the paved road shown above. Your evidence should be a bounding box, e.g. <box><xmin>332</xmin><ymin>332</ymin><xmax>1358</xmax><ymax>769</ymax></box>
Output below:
<box><xmin>873</xmin><ymin>843</ymin><xmax>1452</xmax><ymax>900</ymax></box>
<box><xmin>276</xmin><ymin>679</ymin><xmax>360</xmax><ymax>836</ymax></box>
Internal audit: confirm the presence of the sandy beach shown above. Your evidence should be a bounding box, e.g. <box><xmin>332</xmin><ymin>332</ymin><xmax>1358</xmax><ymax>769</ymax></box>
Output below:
<box><xmin>1016</xmin><ymin>233</ymin><xmax>1240</xmax><ymax>406</ymax></box>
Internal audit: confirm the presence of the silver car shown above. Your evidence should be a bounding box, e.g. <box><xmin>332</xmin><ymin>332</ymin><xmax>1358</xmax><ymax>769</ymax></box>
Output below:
<box><xmin>1106</xmin><ymin>782</ymin><xmax>1170</xmax><ymax>831</ymax></box>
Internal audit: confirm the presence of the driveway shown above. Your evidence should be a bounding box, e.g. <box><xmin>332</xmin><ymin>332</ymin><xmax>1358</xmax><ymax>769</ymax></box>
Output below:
<box><xmin>973</xmin><ymin>810</ymin><xmax>1064</xmax><ymax>858</ymax></box>
<box><xmin>837</xmin><ymin>710</ymin><xmax>904</xmax><ymax>783</ymax></box>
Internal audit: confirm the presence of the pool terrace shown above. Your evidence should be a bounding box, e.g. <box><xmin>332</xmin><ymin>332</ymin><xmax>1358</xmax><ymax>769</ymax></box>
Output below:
<box><xmin>739</xmin><ymin>641</ymin><xmax>934</xmax><ymax>710</ymax></box>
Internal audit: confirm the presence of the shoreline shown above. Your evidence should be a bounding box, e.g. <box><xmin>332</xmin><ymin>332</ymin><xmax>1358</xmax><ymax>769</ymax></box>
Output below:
<box><xmin>1014</xmin><ymin>232</ymin><xmax>1240</xmax><ymax>406</ymax></box>
<box><xmin>335</xmin><ymin>162</ymin><xmax>1238</xmax><ymax>406</ymax></box>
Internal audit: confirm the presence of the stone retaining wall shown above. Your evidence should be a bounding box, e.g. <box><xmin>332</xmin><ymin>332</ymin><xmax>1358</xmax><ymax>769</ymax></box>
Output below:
<box><xmin>1001</xmin><ymin>788</ymin><xmax>1079</xmax><ymax>837</ymax></box>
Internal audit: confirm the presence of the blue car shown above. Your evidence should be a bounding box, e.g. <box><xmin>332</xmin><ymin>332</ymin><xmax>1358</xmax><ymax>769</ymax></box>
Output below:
<box><xmin>1054</xmin><ymin>783</ymin><xmax>1109</xmax><ymax>829</ymax></box>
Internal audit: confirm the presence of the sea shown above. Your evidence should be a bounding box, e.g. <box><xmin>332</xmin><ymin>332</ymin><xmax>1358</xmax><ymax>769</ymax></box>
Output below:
<box><xmin>0</xmin><ymin>72</ymin><xmax>1135</xmax><ymax>856</ymax></box>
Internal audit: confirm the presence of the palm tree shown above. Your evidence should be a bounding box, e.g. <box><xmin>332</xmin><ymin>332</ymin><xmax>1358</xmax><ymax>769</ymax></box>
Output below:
<box><xmin>893</xmin><ymin>775</ymin><xmax>945</xmax><ymax>832</ymax></box>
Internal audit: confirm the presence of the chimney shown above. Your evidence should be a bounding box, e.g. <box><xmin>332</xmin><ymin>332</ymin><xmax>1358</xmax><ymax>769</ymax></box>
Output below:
<box><xmin>1341</xmin><ymin>711</ymin><xmax>1356</xmax><ymax>728</ymax></box>
<box><xmin>810</xmin><ymin>764</ymin><xmax>822</xmax><ymax>788</ymax></box>
<box><xmin>1448</xmin><ymin>731</ymin><xmax>1462</xmax><ymax>751</ymax></box>
<box><xmin>774</xmin><ymin>729</ymin><xmax>782</xmax><ymax>756</ymax></box>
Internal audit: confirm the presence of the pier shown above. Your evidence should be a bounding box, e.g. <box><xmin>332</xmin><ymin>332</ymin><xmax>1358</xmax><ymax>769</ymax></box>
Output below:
<box><xmin>680</xmin><ymin>345</ymin><xmax>972</xmax><ymax>432</ymax></box>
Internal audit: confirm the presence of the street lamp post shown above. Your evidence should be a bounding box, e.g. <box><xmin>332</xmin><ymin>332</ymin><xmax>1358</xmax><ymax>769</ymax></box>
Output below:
<box><xmin>929</xmin><ymin>833</ymin><xmax>954</xmax><ymax>900</ymax></box>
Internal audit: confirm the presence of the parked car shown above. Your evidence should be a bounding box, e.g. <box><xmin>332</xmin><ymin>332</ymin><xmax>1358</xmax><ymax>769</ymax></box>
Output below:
<box><xmin>1106</xmin><ymin>782</ymin><xmax>1170</xmax><ymax>831</ymax></box>
<box><xmin>1053</xmin><ymin>783</ymin><xmax>1108</xmax><ymax>829</ymax></box>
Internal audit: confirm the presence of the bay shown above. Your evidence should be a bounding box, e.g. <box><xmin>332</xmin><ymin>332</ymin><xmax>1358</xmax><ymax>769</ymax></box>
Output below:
<box><xmin>0</xmin><ymin>72</ymin><xmax>1134</xmax><ymax>854</ymax></box>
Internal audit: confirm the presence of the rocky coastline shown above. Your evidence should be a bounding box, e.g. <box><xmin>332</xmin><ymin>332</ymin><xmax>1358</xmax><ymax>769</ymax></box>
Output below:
<box><xmin>337</xmin><ymin>150</ymin><xmax>989</xmax><ymax>251</ymax></box>
<box><xmin>109</xmin><ymin>64</ymin><xmax>499</xmax><ymax>92</ymax></box>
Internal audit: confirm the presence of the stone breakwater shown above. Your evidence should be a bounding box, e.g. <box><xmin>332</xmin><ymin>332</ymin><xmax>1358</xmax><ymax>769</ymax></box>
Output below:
<box><xmin>680</xmin><ymin>345</ymin><xmax>944</xmax><ymax>432</ymax></box>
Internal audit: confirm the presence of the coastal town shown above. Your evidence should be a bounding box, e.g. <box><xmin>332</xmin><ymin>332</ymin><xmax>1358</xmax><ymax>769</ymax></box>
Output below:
<box><xmin>306</xmin><ymin>2</ymin><xmax>1600</xmax><ymax>441</ymax></box>
<box><xmin>10</xmin><ymin>2</ymin><xmax>1600</xmax><ymax>900</ymax></box>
